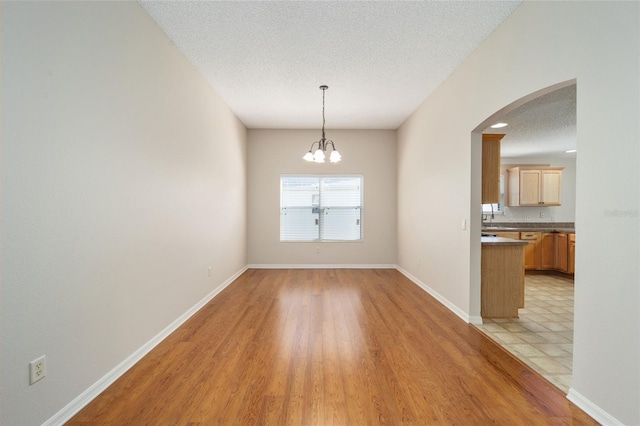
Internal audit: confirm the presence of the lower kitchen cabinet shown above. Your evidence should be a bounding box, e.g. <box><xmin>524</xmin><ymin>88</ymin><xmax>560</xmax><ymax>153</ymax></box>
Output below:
<box><xmin>520</xmin><ymin>232</ymin><xmax>541</xmax><ymax>270</ymax></box>
<box><xmin>556</xmin><ymin>233</ymin><xmax>568</xmax><ymax>272</ymax></box>
<box><xmin>541</xmin><ymin>232</ymin><xmax>573</xmax><ymax>273</ymax></box>
<box><xmin>568</xmin><ymin>233</ymin><xmax>576</xmax><ymax>273</ymax></box>
<box><xmin>483</xmin><ymin>229</ymin><xmax>575</xmax><ymax>275</ymax></box>
<box><xmin>481</xmin><ymin>243</ymin><xmax>525</xmax><ymax>318</ymax></box>
<box><xmin>540</xmin><ymin>233</ymin><xmax>556</xmax><ymax>270</ymax></box>
<box><xmin>494</xmin><ymin>231</ymin><xmax>520</xmax><ymax>239</ymax></box>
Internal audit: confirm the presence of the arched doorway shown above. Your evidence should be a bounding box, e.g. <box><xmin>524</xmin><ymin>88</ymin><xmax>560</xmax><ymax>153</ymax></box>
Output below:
<box><xmin>472</xmin><ymin>80</ymin><xmax>577</xmax><ymax>393</ymax></box>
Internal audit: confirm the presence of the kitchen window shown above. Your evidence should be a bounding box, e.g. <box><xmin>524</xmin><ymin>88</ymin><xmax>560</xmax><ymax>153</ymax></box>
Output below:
<box><xmin>280</xmin><ymin>175</ymin><xmax>362</xmax><ymax>242</ymax></box>
<box><xmin>482</xmin><ymin>173</ymin><xmax>505</xmax><ymax>215</ymax></box>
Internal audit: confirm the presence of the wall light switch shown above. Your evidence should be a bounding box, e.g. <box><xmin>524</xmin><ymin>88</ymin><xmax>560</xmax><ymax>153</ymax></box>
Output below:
<box><xmin>461</xmin><ymin>219</ymin><xmax>467</xmax><ymax>230</ymax></box>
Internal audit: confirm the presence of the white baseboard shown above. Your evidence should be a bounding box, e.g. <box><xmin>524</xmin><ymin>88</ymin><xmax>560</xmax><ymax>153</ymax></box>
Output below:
<box><xmin>468</xmin><ymin>315</ymin><xmax>483</xmax><ymax>325</ymax></box>
<box><xmin>567</xmin><ymin>388</ymin><xmax>622</xmax><ymax>425</ymax></box>
<box><xmin>247</xmin><ymin>263</ymin><xmax>397</xmax><ymax>269</ymax></box>
<box><xmin>395</xmin><ymin>266</ymin><xmax>472</xmax><ymax>324</ymax></box>
<box><xmin>43</xmin><ymin>265</ymin><xmax>248</xmax><ymax>426</ymax></box>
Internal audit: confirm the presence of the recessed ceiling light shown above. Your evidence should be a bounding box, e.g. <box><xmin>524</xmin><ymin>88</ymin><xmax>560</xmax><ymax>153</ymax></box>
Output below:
<box><xmin>490</xmin><ymin>122</ymin><xmax>508</xmax><ymax>129</ymax></box>
<box><xmin>565</xmin><ymin>149</ymin><xmax>577</xmax><ymax>153</ymax></box>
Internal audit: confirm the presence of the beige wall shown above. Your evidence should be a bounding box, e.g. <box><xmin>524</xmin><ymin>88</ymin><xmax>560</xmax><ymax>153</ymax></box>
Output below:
<box><xmin>3</xmin><ymin>1</ymin><xmax>638</xmax><ymax>425</ymax></box>
<box><xmin>248</xmin><ymin>129</ymin><xmax>396</xmax><ymax>266</ymax></box>
<box><xmin>1</xmin><ymin>3</ymin><xmax>247</xmax><ymax>424</ymax></box>
<box><xmin>398</xmin><ymin>2</ymin><xmax>638</xmax><ymax>424</ymax></box>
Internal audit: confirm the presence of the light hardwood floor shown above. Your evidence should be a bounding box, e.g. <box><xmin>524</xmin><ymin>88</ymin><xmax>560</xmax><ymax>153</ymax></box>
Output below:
<box><xmin>68</xmin><ymin>269</ymin><xmax>595</xmax><ymax>425</ymax></box>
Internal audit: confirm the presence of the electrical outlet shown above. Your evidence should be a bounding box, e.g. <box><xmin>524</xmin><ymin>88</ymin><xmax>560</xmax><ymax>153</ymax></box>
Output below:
<box><xmin>30</xmin><ymin>355</ymin><xmax>46</xmax><ymax>385</ymax></box>
<box><xmin>539</xmin><ymin>211</ymin><xmax>545</xmax><ymax>218</ymax></box>
<box><xmin>208</xmin><ymin>266</ymin><xmax>212</xmax><ymax>277</ymax></box>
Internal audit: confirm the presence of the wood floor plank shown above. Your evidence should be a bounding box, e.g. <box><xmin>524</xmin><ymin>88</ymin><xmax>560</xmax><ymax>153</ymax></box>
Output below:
<box><xmin>67</xmin><ymin>269</ymin><xmax>597</xmax><ymax>425</ymax></box>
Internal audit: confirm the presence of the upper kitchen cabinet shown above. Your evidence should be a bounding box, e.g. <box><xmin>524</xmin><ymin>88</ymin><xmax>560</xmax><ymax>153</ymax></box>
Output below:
<box><xmin>507</xmin><ymin>166</ymin><xmax>564</xmax><ymax>206</ymax></box>
<box><xmin>482</xmin><ymin>134</ymin><xmax>504</xmax><ymax>204</ymax></box>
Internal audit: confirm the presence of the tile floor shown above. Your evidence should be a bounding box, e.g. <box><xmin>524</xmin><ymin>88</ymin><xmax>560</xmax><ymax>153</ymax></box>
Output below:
<box><xmin>474</xmin><ymin>273</ymin><xmax>575</xmax><ymax>393</ymax></box>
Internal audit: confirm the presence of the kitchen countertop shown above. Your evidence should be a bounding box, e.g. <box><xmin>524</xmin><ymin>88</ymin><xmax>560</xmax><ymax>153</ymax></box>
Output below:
<box><xmin>481</xmin><ymin>236</ymin><xmax>528</xmax><ymax>245</ymax></box>
<box><xmin>483</xmin><ymin>227</ymin><xmax>575</xmax><ymax>233</ymax></box>
<box><xmin>482</xmin><ymin>222</ymin><xmax>575</xmax><ymax>234</ymax></box>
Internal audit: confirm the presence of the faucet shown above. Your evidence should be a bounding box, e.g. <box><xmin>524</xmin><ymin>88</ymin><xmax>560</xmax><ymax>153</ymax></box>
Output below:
<box><xmin>482</xmin><ymin>204</ymin><xmax>495</xmax><ymax>226</ymax></box>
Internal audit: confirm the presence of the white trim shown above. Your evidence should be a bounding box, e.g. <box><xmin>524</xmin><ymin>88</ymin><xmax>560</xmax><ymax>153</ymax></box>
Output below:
<box><xmin>468</xmin><ymin>316</ymin><xmax>484</xmax><ymax>325</ymax></box>
<box><xmin>43</xmin><ymin>266</ymin><xmax>248</xmax><ymax>426</ymax></box>
<box><xmin>247</xmin><ymin>264</ymin><xmax>397</xmax><ymax>269</ymax></box>
<box><xmin>567</xmin><ymin>388</ymin><xmax>622</xmax><ymax>426</ymax></box>
<box><xmin>395</xmin><ymin>266</ymin><xmax>472</xmax><ymax>324</ymax></box>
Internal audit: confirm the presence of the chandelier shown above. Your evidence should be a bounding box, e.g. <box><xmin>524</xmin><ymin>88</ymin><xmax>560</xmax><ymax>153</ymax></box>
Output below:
<box><xmin>303</xmin><ymin>85</ymin><xmax>341</xmax><ymax>163</ymax></box>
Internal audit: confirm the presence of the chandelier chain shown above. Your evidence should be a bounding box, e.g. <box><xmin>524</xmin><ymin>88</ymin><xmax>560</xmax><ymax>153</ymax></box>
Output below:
<box><xmin>321</xmin><ymin>87</ymin><xmax>326</xmax><ymax>140</ymax></box>
<box><xmin>302</xmin><ymin>84</ymin><xmax>340</xmax><ymax>163</ymax></box>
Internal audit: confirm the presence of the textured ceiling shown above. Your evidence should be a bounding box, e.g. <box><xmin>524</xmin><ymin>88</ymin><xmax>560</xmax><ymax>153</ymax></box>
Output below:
<box><xmin>140</xmin><ymin>1</ymin><xmax>574</xmax><ymax>158</ymax></box>
<box><xmin>484</xmin><ymin>85</ymin><xmax>577</xmax><ymax>158</ymax></box>
<box><xmin>139</xmin><ymin>0</ymin><xmax>521</xmax><ymax>130</ymax></box>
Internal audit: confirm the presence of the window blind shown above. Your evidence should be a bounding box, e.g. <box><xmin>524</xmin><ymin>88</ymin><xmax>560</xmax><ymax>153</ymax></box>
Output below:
<box><xmin>280</xmin><ymin>176</ymin><xmax>362</xmax><ymax>242</ymax></box>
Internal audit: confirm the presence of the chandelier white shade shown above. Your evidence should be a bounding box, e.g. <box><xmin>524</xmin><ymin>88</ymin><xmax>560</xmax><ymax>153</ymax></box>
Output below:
<box><xmin>303</xmin><ymin>85</ymin><xmax>341</xmax><ymax>163</ymax></box>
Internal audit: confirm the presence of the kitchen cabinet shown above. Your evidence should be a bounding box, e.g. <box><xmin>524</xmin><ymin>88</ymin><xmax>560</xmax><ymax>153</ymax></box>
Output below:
<box><xmin>540</xmin><ymin>232</ymin><xmax>573</xmax><ymax>272</ymax></box>
<box><xmin>481</xmin><ymin>241</ymin><xmax>526</xmax><ymax>318</ymax></box>
<box><xmin>494</xmin><ymin>231</ymin><xmax>520</xmax><ymax>239</ymax></box>
<box><xmin>568</xmin><ymin>233</ymin><xmax>576</xmax><ymax>273</ymax></box>
<box><xmin>486</xmin><ymin>228</ymin><xmax>576</xmax><ymax>274</ymax></box>
<box><xmin>556</xmin><ymin>233</ymin><xmax>568</xmax><ymax>272</ymax></box>
<box><xmin>482</xmin><ymin>134</ymin><xmax>504</xmax><ymax>204</ymax></box>
<box><xmin>540</xmin><ymin>232</ymin><xmax>556</xmax><ymax>269</ymax></box>
<box><xmin>520</xmin><ymin>232</ymin><xmax>541</xmax><ymax>270</ymax></box>
<box><xmin>507</xmin><ymin>167</ymin><xmax>564</xmax><ymax>206</ymax></box>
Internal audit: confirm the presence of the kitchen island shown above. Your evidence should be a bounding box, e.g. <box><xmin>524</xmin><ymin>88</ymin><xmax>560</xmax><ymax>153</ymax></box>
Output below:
<box><xmin>481</xmin><ymin>236</ymin><xmax>527</xmax><ymax>318</ymax></box>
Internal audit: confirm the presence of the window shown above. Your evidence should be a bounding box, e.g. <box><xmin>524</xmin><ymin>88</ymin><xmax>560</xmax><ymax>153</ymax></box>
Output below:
<box><xmin>280</xmin><ymin>175</ymin><xmax>362</xmax><ymax>242</ymax></box>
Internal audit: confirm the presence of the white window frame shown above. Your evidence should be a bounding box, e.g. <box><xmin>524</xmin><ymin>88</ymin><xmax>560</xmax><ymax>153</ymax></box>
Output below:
<box><xmin>280</xmin><ymin>174</ymin><xmax>363</xmax><ymax>242</ymax></box>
